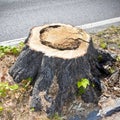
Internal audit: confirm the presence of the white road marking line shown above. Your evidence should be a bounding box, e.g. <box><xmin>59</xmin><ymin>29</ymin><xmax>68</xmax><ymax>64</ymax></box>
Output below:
<box><xmin>77</xmin><ymin>17</ymin><xmax>120</xmax><ymax>29</ymax></box>
<box><xmin>0</xmin><ymin>17</ymin><xmax>120</xmax><ymax>46</ymax></box>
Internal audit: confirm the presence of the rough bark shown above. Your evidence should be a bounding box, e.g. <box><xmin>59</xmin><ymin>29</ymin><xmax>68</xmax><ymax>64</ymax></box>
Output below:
<box><xmin>9</xmin><ymin>23</ymin><xmax>107</xmax><ymax>115</ymax></box>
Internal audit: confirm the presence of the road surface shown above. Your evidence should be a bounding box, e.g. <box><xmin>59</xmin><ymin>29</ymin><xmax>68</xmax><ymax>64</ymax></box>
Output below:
<box><xmin>0</xmin><ymin>0</ymin><xmax>120</xmax><ymax>42</ymax></box>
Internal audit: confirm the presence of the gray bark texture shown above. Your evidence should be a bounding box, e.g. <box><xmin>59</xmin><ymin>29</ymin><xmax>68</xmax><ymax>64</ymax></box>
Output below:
<box><xmin>9</xmin><ymin>24</ymin><xmax>109</xmax><ymax>115</ymax></box>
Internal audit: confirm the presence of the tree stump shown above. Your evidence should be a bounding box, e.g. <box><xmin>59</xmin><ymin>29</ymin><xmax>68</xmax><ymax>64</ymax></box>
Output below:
<box><xmin>9</xmin><ymin>23</ymin><xmax>105</xmax><ymax>114</ymax></box>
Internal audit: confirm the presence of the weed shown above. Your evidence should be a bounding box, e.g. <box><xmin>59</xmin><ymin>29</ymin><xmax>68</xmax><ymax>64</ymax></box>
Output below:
<box><xmin>0</xmin><ymin>106</ymin><xmax>4</xmax><ymax>113</ymax></box>
<box><xmin>0</xmin><ymin>82</ymin><xmax>19</xmax><ymax>97</ymax></box>
<box><xmin>97</xmin><ymin>54</ymin><xmax>103</xmax><ymax>62</ymax></box>
<box><xmin>19</xmin><ymin>77</ymin><xmax>33</xmax><ymax>89</ymax></box>
<box><xmin>116</xmin><ymin>55</ymin><xmax>120</xmax><ymax>62</ymax></box>
<box><xmin>0</xmin><ymin>42</ymin><xmax>24</xmax><ymax>58</ymax></box>
<box><xmin>77</xmin><ymin>78</ymin><xmax>90</xmax><ymax>94</ymax></box>
<box><xmin>30</xmin><ymin>108</ymin><xmax>35</xmax><ymax>112</ymax></box>
<box><xmin>50</xmin><ymin>113</ymin><xmax>62</xmax><ymax>120</ymax></box>
<box><xmin>99</xmin><ymin>42</ymin><xmax>107</xmax><ymax>49</ymax></box>
<box><xmin>108</xmin><ymin>67</ymin><xmax>115</xmax><ymax>74</ymax></box>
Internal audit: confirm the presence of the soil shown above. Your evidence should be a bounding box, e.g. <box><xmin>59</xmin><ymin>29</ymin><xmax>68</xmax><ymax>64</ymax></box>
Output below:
<box><xmin>92</xmin><ymin>26</ymin><xmax>120</xmax><ymax>98</ymax></box>
<box><xmin>0</xmin><ymin>25</ymin><xmax>120</xmax><ymax>120</ymax></box>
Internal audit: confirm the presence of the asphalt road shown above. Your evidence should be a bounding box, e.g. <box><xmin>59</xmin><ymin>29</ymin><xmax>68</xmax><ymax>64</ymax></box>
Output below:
<box><xmin>0</xmin><ymin>0</ymin><xmax>120</xmax><ymax>42</ymax></box>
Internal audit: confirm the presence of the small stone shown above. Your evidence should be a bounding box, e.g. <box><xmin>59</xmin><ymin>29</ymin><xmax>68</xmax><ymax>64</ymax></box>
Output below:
<box><xmin>98</xmin><ymin>97</ymin><xmax>120</xmax><ymax>117</ymax></box>
<box><xmin>86</xmin><ymin>110</ymin><xmax>101</xmax><ymax>120</ymax></box>
<box><xmin>113</xmin><ymin>87</ymin><xmax>120</xmax><ymax>91</ymax></box>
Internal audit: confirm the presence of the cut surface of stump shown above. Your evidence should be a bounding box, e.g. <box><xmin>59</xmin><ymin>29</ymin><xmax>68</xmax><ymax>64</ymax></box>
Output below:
<box><xmin>9</xmin><ymin>23</ymin><xmax>106</xmax><ymax>115</ymax></box>
<box><xmin>26</xmin><ymin>23</ymin><xmax>90</xmax><ymax>59</ymax></box>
